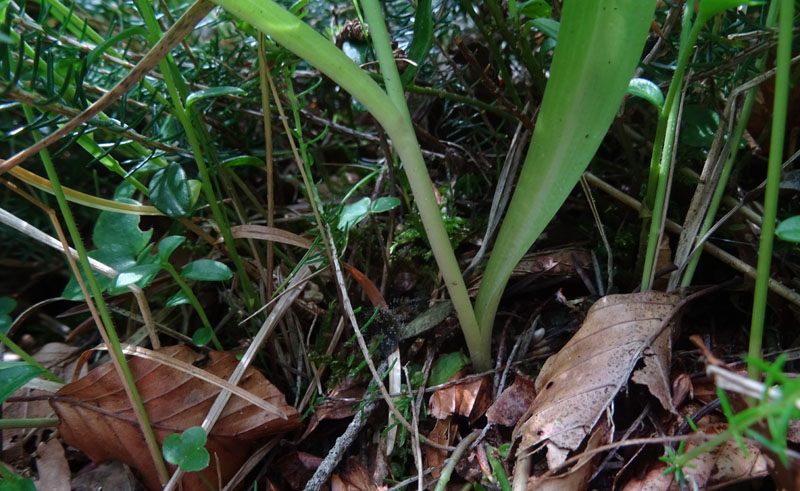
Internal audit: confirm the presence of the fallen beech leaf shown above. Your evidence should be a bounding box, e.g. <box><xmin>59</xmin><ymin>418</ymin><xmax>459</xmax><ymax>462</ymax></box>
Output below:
<box><xmin>34</xmin><ymin>438</ymin><xmax>70</xmax><ymax>491</ymax></box>
<box><xmin>276</xmin><ymin>451</ymin><xmax>323</xmax><ymax>490</ymax></box>
<box><xmin>70</xmin><ymin>461</ymin><xmax>139</xmax><ymax>491</ymax></box>
<box><xmin>331</xmin><ymin>456</ymin><xmax>382</xmax><ymax>491</ymax></box>
<box><xmin>487</xmin><ymin>374</ymin><xmax>537</xmax><ymax>427</ymax></box>
<box><xmin>51</xmin><ymin>345</ymin><xmax>300</xmax><ymax>491</ymax></box>
<box><xmin>622</xmin><ymin>423</ymin><xmax>769</xmax><ymax>490</ymax></box>
<box><xmin>515</xmin><ymin>291</ymin><xmax>680</xmax><ymax>468</ymax></box>
<box><xmin>429</xmin><ymin>370</ymin><xmax>491</xmax><ymax>422</ymax></box>
<box><xmin>229</xmin><ymin>224</ymin><xmax>312</xmax><ymax>249</ymax></box>
<box><xmin>425</xmin><ymin>416</ymin><xmax>457</xmax><ymax>478</ymax></box>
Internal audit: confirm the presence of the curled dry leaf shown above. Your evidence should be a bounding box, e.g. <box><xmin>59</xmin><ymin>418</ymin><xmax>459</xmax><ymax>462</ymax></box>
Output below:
<box><xmin>331</xmin><ymin>456</ymin><xmax>383</xmax><ymax>491</ymax></box>
<box><xmin>425</xmin><ymin>416</ymin><xmax>457</xmax><ymax>479</ymax></box>
<box><xmin>429</xmin><ymin>370</ymin><xmax>492</xmax><ymax>422</ymax></box>
<box><xmin>514</xmin><ymin>291</ymin><xmax>680</xmax><ymax>468</ymax></box>
<box><xmin>276</xmin><ymin>451</ymin><xmax>323</xmax><ymax>490</ymax></box>
<box><xmin>50</xmin><ymin>345</ymin><xmax>301</xmax><ymax>491</ymax></box>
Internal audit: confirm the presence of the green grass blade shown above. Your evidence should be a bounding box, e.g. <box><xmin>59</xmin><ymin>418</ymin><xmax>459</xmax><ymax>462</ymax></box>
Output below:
<box><xmin>474</xmin><ymin>0</ymin><xmax>658</xmax><ymax>341</ymax></box>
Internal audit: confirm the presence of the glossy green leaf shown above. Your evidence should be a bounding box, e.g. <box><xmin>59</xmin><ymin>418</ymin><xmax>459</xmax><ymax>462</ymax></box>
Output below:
<box><xmin>528</xmin><ymin>18</ymin><xmax>559</xmax><ymax>39</ymax></box>
<box><xmin>370</xmin><ymin>196</ymin><xmax>401</xmax><ymax>213</ymax></box>
<box><xmin>338</xmin><ymin>197</ymin><xmax>371</xmax><ymax>231</ymax></box>
<box><xmin>185</xmin><ymin>86</ymin><xmax>246</xmax><ymax>110</ymax></box>
<box><xmin>0</xmin><ymin>472</ymin><xmax>36</xmax><ymax>491</ymax></box>
<box><xmin>166</xmin><ymin>290</ymin><xmax>192</xmax><ymax>307</ymax></box>
<box><xmin>428</xmin><ymin>352</ymin><xmax>469</xmax><ymax>386</ymax></box>
<box><xmin>627</xmin><ymin>77</ymin><xmax>664</xmax><ymax>109</ymax></box>
<box><xmin>520</xmin><ymin>0</ymin><xmax>551</xmax><ymax>18</ymax></box>
<box><xmin>149</xmin><ymin>162</ymin><xmax>192</xmax><ymax>218</ymax></box>
<box><xmin>0</xmin><ymin>362</ymin><xmax>46</xmax><ymax>404</ymax></box>
<box><xmin>158</xmin><ymin>236</ymin><xmax>187</xmax><ymax>263</ymax></box>
<box><xmin>163</xmin><ymin>427</ymin><xmax>210</xmax><ymax>472</ymax></box>
<box><xmin>776</xmin><ymin>216</ymin><xmax>800</xmax><ymax>242</ymax></box>
<box><xmin>400</xmin><ymin>0</ymin><xmax>433</xmax><ymax>84</ymax></box>
<box><xmin>110</xmin><ymin>263</ymin><xmax>162</xmax><ymax>290</ymax></box>
<box><xmin>192</xmin><ymin>327</ymin><xmax>213</xmax><ymax>347</ymax></box>
<box><xmin>181</xmin><ymin>259</ymin><xmax>233</xmax><ymax>281</ymax></box>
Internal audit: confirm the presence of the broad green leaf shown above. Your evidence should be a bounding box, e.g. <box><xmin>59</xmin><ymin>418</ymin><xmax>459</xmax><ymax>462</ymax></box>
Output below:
<box><xmin>777</xmin><ymin>216</ymin><xmax>800</xmax><ymax>242</ymax></box>
<box><xmin>681</xmin><ymin>105</ymin><xmax>720</xmax><ymax>147</ymax></box>
<box><xmin>149</xmin><ymin>162</ymin><xmax>192</xmax><ymax>218</ymax></box>
<box><xmin>0</xmin><ymin>362</ymin><xmax>46</xmax><ymax>404</ymax></box>
<box><xmin>163</xmin><ymin>427</ymin><xmax>210</xmax><ymax>472</ymax></box>
<box><xmin>185</xmin><ymin>86</ymin><xmax>246</xmax><ymax>110</ymax></box>
<box><xmin>370</xmin><ymin>196</ymin><xmax>401</xmax><ymax>213</ymax></box>
<box><xmin>0</xmin><ymin>473</ymin><xmax>36</xmax><ymax>491</ymax></box>
<box><xmin>627</xmin><ymin>78</ymin><xmax>664</xmax><ymax>109</ymax></box>
<box><xmin>188</xmin><ymin>180</ymin><xmax>202</xmax><ymax>207</ymax></box>
<box><xmin>475</xmin><ymin>0</ymin><xmax>658</xmax><ymax>348</ymax></box>
<box><xmin>400</xmin><ymin>0</ymin><xmax>433</xmax><ymax>84</ymax></box>
<box><xmin>520</xmin><ymin>0</ymin><xmax>551</xmax><ymax>18</ymax></box>
<box><xmin>338</xmin><ymin>197</ymin><xmax>371</xmax><ymax>231</ymax></box>
<box><xmin>93</xmin><ymin>200</ymin><xmax>153</xmax><ymax>258</ymax></box>
<box><xmin>192</xmin><ymin>327</ymin><xmax>213</xmax><ymax>347</ymax></box>
<box><xmin>166</xmin><ymin>290</ymin><xmax>192</xmax><ymax>307</ymax></box>
<box><xmin>158</xmin><ymin>236</ymin><xmax>187</xmax><ymax>263</ymax></box>
<box><xmin>428</xmin><ymin>352</ymin><xmax>469</xmax><ymax>386</ymax></box>
<box><xmin>181</xmin><ymin>259</ymin><xmax>233</xmax><ymax>281</ymax></box>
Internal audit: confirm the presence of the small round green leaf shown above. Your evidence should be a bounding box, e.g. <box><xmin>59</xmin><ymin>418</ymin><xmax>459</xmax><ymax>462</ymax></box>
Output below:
<box><xmin>181</xmin><ymin>260</ymin><xmax>233</xmax><ymax>281</ymax></box>
<box><xmin>192</xmin><ymin>327</ymin><xmax>213</xmax><ymax>347</ymax></box>
<box><xmin>93</xmin><ymin>200</ymin><xmax>153</xmax><ymax>259</ymax></box>
<box><xmin>162</xmin><ymin>427</ymin><xmax>210</xmax><ymax>472</ymax></box>
<box><xmin>110</xmin><ymin>264</ymin><xmax>162</xmax><ymax>290</ymax></box>
<box><xmin>0</xmin><ymin>297</ymin><xmax>17</xmax><ymax>315</ymax></box>
<box><xmin>627</xmin><ymin>78</ymin><xmax>664</xmax><ymax>109</ymax></box>
<box><xmin>681</xmin><ymin>105</ymin><xmax>720</xmax><ymax>147</ymax></box>
<box><xmin>370</xmin><ymin>197</ymin><xmax>401</xmax><ymax>214</ymax></box>
<box><xmin>158</xmin><ymin>236</ymin><xmax>187</xmax><ymax>263</ymax></box>
<box><xmin>150</xmin><ymin>162</ymin><xmax>192</xmax><ymax>218</ymax></box>
<box><xmin>777</xmin><ymin>216</ymin><xmax>800</xmax><ymax>242</ymax></box>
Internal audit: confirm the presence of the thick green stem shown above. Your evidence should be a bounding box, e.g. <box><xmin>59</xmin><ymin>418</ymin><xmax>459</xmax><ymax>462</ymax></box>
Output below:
<box><xmin>212</xmin><ymin>0</ymin><xmax>488</xmax><ymax>368</ymax></box>
<box><xmin>749</xmin><ymin>0</ymin><xmax>792</xmax><ymax>380</ymax></box>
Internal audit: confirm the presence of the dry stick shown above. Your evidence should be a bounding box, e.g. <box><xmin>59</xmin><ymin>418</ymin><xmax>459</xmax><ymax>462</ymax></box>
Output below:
<box><xmin>323</xmin><ymin>224</ymin><xmax>456</xmax><ymax>452</ymax></box>
<box><xmin>257</xmin><ymin>33</ymin><xmax>276</xmax><ymax>302</ymax></box>
<box><xmin>163</xmin><ymin>264</ymin><xmax>313</xmax><ymax>491</ymax></box>
<box><xmin>0</xmin><ymin>0</ymin><xmax>214</xmax><ymax>176</ymax></box>
<box><xmin>583</xmin><ymin>172</ymin><xmax>800</xmax><ymax>309</ymax></box>
<box><xmin>403</xmin><ymin>366</ymin><xmax>424</xmax><ymax>491</ymax></box>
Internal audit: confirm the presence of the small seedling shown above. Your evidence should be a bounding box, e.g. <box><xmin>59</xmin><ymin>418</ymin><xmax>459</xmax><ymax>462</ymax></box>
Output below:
<box><xmin>162</xmin><ymin>426</ymin><xmax>211</xmax><ymax>472</ymax></box>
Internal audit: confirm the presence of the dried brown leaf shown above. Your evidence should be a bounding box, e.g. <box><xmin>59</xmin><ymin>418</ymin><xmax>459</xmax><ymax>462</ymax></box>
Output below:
<box><xmin>276</xmin><ymin>451</ymin><xmax>323</xmax><ymax>490</ymax></box>
<box><xmin>71</xmin><ymin>461</ymin><xmax>139</xmax><ymax>491</ymax></box>
<box><xmin>425</xmin><ymin>416</ymin><xmax>456</xmax><ymax>478</ymax></box>
<box><xmin>34</xmin><ymin>438</ymin><xmax>70</xmax><ymax>491</ymax></box>
<box><xmin>50</xmin><ymin>345</ymin><xmax>301</xmax><ymax>490</ymax></box>
<box><xmin>331</xmin><ymin>456</ymin><xmax>383</xmax><ymax>491</ymax></box>
<box><xmin>299</xmin><ymin>377</ymin><xmax>365</xmax><ymax>441</ymax></box>
<box><xmin>487</xmin><ymin>374</ymin><xmax>537</xmax><ymax>427</ymax></box>
<box><xmin>429</xmin><ymin>371</ymin><xmax>491</xmax><ymax>422</ymax></box>
<box><xmin>515</xmin><ymin>291</ymin><xmax>680</xmax><ymax>468</ymax></box>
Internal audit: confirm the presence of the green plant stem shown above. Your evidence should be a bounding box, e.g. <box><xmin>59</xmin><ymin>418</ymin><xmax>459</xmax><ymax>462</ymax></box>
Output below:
<box><xmin>681</xmin><ymin>2</ymin><xmax>779</xmax><ymax>288</ymax></box>
<box><xmin>161</xmin><ymin>262</ymin><xmax>223</xmax><ymax>351</ymax></box>
<box><xmin>360</xmin><ymin>0</ymin><xmax>486</xmax><ymax>369</ymax></box>
<box><xmin>433</xmin><ymin>431</ymin><xmax>479</xmax><ymax>491</ymax></box>
<box><xmin>640</xmin><ymin>5</ymin><xmax>704</xmax><ymax>290</ymax></box>
<box><xmin>23</xmin><ymin>107</ymin><xmax>169</xmax><ymax>485</ymax></box>
<box><xmin>405</xmin><ymin>83</ymin><xmax>515</xmax><ymax>121</ymax></box>
<box><xmin>0</xmin><ymin>417</ymin><xmax>59</xmax><ymax>429</ymax></box>
<box><xmin>211</xmin><ymin>0</ymin><xmax>487</xmax><ymax>368</ymax></box>
<box><xmin>131</xmin><ymin>0</ymin><xmax>257</xmax><ymax>307</ymax></box>
<box><xmin>749</xmin><ymin>0</ymin><xmax>792</xmax><ymax>381</ymax></box>
<box><xmin>0</xmin><ymin>332</ymin><xmax>63</xmax><ymax>383</ymax></box>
